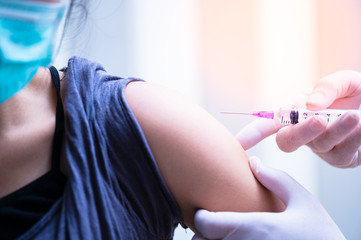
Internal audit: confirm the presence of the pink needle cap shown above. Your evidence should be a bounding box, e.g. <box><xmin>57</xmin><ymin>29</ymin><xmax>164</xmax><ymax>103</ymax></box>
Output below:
<box><xmin>251</xmin><ymin>111</ymin><xmax>274</xmax><ymax>119</ymax></box>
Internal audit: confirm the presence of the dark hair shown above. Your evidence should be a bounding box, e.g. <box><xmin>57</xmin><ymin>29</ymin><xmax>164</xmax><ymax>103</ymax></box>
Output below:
<box><xmin>55</xmin><ymin>0</ymin><xmax>88</xmax><ymax>56</ymax></box>
<box><xmin>63</xmin><ymin>0</ymin><xmax>88</xmax><ymax>37</ymax></box>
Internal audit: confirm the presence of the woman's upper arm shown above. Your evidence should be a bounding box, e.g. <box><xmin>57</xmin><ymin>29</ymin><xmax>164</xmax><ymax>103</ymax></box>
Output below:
<box><xmin>124</xmin><ymin>81</ymin><xmax>283</xmax><ymax>232</ymax></box>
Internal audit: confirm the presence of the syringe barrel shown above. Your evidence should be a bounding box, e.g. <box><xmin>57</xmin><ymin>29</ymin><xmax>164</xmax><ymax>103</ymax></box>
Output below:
<box><xmin>276</xmin><ymin>108</ymin><xmax>360</xmax><ymax>124</ymax></box>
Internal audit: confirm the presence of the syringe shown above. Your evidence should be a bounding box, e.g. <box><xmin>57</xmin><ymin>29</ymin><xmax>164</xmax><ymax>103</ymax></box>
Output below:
<box><xmin>221</xmin><ymin>108</ymin><xmax>361</xmax><ymax>125</ymax></box>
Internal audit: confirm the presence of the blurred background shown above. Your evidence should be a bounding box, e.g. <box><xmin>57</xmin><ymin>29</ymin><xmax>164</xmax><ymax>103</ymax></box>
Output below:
<box><xmin>54</xmin><ymin>0</ymin><xmax>361</xmax><ymax>239</ymax></box>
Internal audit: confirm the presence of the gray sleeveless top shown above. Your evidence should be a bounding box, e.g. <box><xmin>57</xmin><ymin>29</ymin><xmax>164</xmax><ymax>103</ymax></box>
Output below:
<box><xmin>19</xmin><ymin>56</ymin><xmax>184</xmax><ymax>240</ymax></box>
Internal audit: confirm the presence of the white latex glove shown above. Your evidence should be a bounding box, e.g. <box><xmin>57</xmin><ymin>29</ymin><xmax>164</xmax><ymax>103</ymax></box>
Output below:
<box><xmin>192</xmin><ymin>157</ymin><xmax>346</xmax><ymax>240</ymax></box>
<box><xmin>237</xmin><ymin>70</ymin><xmax>361</xmax><ymax>168</ymax></box>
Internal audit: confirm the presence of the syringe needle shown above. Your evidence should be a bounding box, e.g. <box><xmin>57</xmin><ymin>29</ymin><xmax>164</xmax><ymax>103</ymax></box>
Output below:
<box><xmin>220</xmin><ymin>112</ymin><xmax>253</xmax><ymax>115</ymax></box>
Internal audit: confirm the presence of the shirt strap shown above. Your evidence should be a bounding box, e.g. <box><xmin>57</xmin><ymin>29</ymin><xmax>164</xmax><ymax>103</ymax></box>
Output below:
<box><xmin>49</xmin><ymin>66</ymin><xmax>64</xmax><ymax>171</ymax></box>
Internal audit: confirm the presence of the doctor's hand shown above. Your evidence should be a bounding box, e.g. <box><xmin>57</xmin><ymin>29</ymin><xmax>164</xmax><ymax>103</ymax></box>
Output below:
<box><xmin>238</xmin><ymin>70</ymin><xmax>361</xmax><ymax>168</ymax></box>
<box><xmin>276</xmin><ymin>70</ymin><xmax>361</xmax><ymax>168</ymax></box>
<box><xmin>192</xmin><ymin>157</ymin><xmax>345</xmax><ymax>240</ymax></box>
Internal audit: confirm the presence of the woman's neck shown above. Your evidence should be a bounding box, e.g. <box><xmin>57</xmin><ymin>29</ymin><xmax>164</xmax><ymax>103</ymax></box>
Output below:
<box><xmin>0</xmin><ymin>67</ymin><xmax>55</xmax><ymax>135</ymax></box>
<box><xmin>0</xmin><ymin>67</ymin><xmax>59</xmax><ymax>198</ymax></box>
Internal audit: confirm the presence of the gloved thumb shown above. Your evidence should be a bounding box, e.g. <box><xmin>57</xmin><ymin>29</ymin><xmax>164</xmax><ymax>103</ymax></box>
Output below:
<box><xmin>249</xmin><ymin>156</ymin><xmax>309</xmax><ymax>206</ymax></box>
<box><xmin>193</xmin><ymin>209</ymin><xmax>272</xmax><ymax>240</ymax></box>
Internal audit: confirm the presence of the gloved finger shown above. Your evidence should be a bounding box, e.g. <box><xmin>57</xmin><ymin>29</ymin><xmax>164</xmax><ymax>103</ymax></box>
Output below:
<box><xmin>307</xmin><ymin>111</ymin><xmax>360</xmax><ymax>153</ymax></box>
<box><xmin>236</xmin><ymin>118</ymin><xmax>282</xmax><ymax>150</ymax></box>
<box><xmin>307</xmin><ymin>70</ymin><xmax>361</xmax><ymax>110</ymax></box>
<box><xmin>191</xmin><ymin>232</ymin><xmax>208</xmax><ymax>240</ymax></box>
<box><xmin>275</xmin><ymin>115</ymin><xmax>327</xmax><ymax>152</ymax></box>
<box><xmin>194</xmin><ymin>209</ymin><xmax>274</xmax><ymax>239</ymax></box>
<box><xmin>316</xmin><ymin>123</ymin><xmax>361</xmax><ymax>168</ymax></box>
<box><xmin>194</xmin><ymin>209</ymin><xmax>242</xmax><ymax>239</ymax></box>
<box><xmin>249</xmin><ymin>156</ymin><xmax>310</xmax><ymax>205</ymax></box>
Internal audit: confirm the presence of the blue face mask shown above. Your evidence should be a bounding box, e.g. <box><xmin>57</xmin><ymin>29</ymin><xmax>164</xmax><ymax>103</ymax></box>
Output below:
<box><xmin>0</xmin><ymin>0</ymin><xmax>66</xmax><ymax>103</ymax></box>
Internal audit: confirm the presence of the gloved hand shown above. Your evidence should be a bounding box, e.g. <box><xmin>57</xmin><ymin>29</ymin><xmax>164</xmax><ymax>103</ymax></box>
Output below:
<box><xmin>276</xmin><ymin>70</ymin><xmax>361</xmax><ymax>168</ymax></box>
<box><xmin>237</xmin><ymin>70</ymin><xmax>361</xmax><ymax>168</ymax></box>
<box><xmin>192</xmin><ymin>157</ymin><xmax>346</xmax><ymax>240</ymax></box>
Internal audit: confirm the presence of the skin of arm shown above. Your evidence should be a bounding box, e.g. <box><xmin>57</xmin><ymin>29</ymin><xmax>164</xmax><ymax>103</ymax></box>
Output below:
<box><xmin>124</xmin><ymin>81</ymin><xmax>284</xmax><ymax>232</ymax></box>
